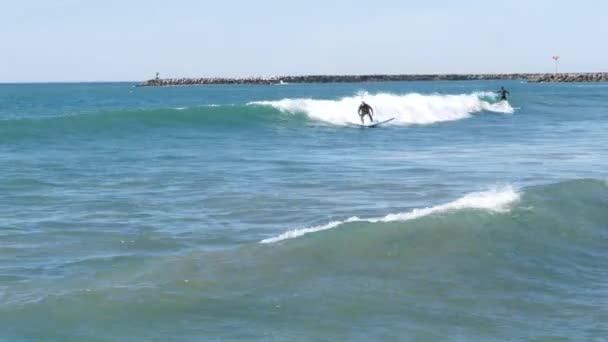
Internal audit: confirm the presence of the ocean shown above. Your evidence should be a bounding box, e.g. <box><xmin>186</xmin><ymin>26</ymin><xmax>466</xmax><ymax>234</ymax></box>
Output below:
<box><xmin>1</xmin><ymin>81</ymin><xmax>607</xmax><ymax>341</ymax></box>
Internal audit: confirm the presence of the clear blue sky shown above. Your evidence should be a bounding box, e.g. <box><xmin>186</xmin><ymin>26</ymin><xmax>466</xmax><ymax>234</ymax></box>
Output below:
<box><xmin>1</xmin><ymin>0</ymin><xmax>606</xmax><ymax>82</ymax></box>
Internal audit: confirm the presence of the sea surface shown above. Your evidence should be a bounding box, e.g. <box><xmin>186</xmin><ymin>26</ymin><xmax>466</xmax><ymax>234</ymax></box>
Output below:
<box><xmin>1</xmin><ymin>81</ymin><xmax>607</xmax><ymax>341</ymax></box>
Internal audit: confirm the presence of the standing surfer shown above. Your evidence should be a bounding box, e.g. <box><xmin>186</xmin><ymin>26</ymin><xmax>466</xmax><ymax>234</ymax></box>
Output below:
<box><xmin>498</xmin><ymin>86</ymin><xmax>510</xmax><ymax>101</ymax></box>
<box><xmin>358</xmin><ymin>101</ymin><xmax>375</xmax><ymax>124</ymax></box>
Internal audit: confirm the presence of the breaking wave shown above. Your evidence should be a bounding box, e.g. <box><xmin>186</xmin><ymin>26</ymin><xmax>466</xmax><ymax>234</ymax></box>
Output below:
<box><xmin>261</xmin><ymin>185</ymin><xmax>520</xmax><ymax>243</ymax></box>
<box><xmin>250</xmin><ymin>91</ymin><xmax>514</xmax><ymax>125</ymax></box>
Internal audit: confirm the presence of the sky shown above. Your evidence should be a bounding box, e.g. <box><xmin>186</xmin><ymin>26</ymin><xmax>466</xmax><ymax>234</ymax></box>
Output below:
<box><xmin>1</xmin><ymin>0</ymin><xmax>607</xmax><ymax>82</ymax></box>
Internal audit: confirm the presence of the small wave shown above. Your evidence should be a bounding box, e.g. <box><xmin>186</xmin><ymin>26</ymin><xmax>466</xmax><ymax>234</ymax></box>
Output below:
<box><xmin>250</xmin><ymin>91</ymin><xmax>513</xmax><ymax>126</ymax></box>
<box><xmin>261</xmin><ymin>185</ymin><xmax>520</xmax><ymax>244</ymax></box>
<box><xmin>0</xmin><ymin>105</ymin><xmax>280</xmax><ymax>142</ymax></box>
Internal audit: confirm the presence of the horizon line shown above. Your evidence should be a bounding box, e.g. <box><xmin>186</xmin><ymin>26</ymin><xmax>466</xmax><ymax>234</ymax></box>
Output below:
<box><xmin>2</xmin><ymin>70</ymin><xmax>607</xmax><ymax>85</ymax></box>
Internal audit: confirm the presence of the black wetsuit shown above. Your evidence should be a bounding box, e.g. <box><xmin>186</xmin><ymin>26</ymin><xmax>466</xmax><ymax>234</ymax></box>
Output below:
<box><xmin>499</xmin><ymin>89</ymin><xmax>510</xmax><ymax>101</ymax></box>
<box><xmin>358</xmin><ymin>103</ymin><xmax>374</xmax><ymax>123</ymax></box>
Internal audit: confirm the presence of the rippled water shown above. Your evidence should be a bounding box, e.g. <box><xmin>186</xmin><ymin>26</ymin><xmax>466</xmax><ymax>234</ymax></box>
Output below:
<box><xmin>1</xmin><ymin>81</ymin><xmax>607</xmax><ymax>340</ymax></box>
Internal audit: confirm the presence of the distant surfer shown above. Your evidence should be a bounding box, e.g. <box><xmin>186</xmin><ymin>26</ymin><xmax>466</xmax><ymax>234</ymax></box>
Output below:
<box><xmin>358</xmin><ymin>101</ymin><xmax>374</xmax><ymax>124</ymax></box>
<box><xmin>497</xmin><ymin>86</ymin><xmax>510</xmax><ymax>101</ymax></box>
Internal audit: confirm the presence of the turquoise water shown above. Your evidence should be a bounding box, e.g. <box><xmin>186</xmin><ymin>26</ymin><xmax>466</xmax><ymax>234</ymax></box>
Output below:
<box><xmin>1</xmin><ymin>81</ymin><xmax>607</xmax><ymax>340</ymax></box>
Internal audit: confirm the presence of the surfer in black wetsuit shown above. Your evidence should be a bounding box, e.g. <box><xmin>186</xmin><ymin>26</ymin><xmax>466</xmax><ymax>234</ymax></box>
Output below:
<box><xmin>358</xmin><ymin>101</ymin><xmax>374</xmax><ymax>124</ymax></box>
<box><xmin>498</xmin><ymin>86</ymin><xmax>510</xmax><ymax>101</ymax></box>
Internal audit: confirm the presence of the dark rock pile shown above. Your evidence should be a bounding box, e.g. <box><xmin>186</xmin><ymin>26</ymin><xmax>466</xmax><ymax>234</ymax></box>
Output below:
<box><xmin>138</xmin><ymin>73</ymin><xmax>608</xmax><ymax>86</ymax></box>
<box><xmin>527</xmin><ymin>73</ymin><xmax>608</xmax><ymax>83</ymax></box>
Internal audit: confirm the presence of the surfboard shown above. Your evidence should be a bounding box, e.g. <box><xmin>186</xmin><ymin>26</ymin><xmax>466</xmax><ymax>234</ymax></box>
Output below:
<box><xmin>358</xmin><ymin>118</ymin><xmax>395</xmax><ymax>128</ymax></box>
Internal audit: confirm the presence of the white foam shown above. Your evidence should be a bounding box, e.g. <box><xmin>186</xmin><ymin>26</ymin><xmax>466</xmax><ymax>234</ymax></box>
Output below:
<box><xmin>249</xmin><ymin>92</ymin><xmax>513</xmax><ymax>126</ymax></box>
<box><xmin>260</xmin><ymin>186</ymin><xmax>520</xmax><ymax>244</ymax></box>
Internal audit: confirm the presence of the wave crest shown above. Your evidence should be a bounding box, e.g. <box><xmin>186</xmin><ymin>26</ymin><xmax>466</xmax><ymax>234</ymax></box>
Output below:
<box><xmin>250</xmin><ymin>92</ymin><xmax>514</xmax><ymax>126</ymax></box>
<box><xmin>261</xmin><ymin>185</ymin><xmax>520</xmax><ymax>244</ymax></box>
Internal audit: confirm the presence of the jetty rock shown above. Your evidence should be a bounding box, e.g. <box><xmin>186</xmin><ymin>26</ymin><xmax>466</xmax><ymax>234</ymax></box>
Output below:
<box><xmin>528</xmin><ymin>72</ymin><xmax>608</xmax><ymax>83</ymax></box>
<box><xmin>138</xmin><ymin>73</ymin><xmax>608</xmax><ymax>87</ymax></box>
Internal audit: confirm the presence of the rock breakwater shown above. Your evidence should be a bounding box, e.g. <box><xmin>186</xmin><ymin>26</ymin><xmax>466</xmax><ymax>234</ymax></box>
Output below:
<box><xmin>527</xmin><ymin>73</ymin><xmax>608</xmax><ymax>83</ymax></box>
<box><xmin>138</xmin><ymin>73</ymin><xmax>608</xmax><ymax>86</ymax></box>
